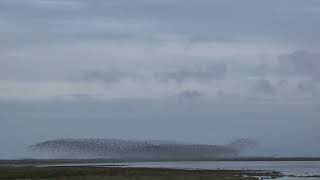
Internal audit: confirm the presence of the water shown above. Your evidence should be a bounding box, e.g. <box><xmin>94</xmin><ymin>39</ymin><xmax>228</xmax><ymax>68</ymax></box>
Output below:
<box><xmin>116</xmin><ymin>161</ymin><xmax>320</xmax><ymax>180</ymax></box>
<box><xmin>115</xmin><ymin>161</ymin><xmax>320</xmax><ymax>177</ymax></box>
<box><xmin>38</xmin><ymin>161</ymin><xmax>320</xmax><ymax>179</ymax></box>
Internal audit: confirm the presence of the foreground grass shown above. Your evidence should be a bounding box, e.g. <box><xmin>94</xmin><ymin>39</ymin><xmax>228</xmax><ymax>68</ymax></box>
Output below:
<box><xmin>0</xmin><ymin>166</ymin><xmax>282</xmax><ymax>180</ymax></box>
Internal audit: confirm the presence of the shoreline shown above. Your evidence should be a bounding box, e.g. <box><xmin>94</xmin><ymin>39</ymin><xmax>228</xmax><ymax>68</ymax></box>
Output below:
<box><xmin>1</xmin><ymin>158</ymin><xmax>319</xmax><ymax>179</ymax></box>
<box><xmin>1</xmin><ymin>157</ymin><xmax>320</xmax><ymax>166</ymax></box>
<box><xmin>0</xmin><ymin>166</ymin><xmax>283</xmax><ymax>180</ymax></box>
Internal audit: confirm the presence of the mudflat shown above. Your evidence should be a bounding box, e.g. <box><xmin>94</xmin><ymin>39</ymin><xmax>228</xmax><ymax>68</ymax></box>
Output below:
<box><xmin>0</xmin><ymin>166</ymin><xmax>282</xmax><ymax>180</ymax></box>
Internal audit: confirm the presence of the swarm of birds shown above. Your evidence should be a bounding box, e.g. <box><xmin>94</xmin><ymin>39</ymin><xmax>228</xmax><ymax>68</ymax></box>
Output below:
<box><xmin>29</xmin><ymin>138</ymin><xmax>244</xmax><ymax>160</ymax></box>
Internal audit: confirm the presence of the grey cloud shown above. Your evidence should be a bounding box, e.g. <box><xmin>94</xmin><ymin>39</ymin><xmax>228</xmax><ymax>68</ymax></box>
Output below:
<box><xmin>176</xmin><ymin>90</ymin><xmax>203</xmax><ymax>100</ymax></box>
<box><xmin>279</xmin><ymin>50</ymin><xmax>320</xmax><ymax>79</ymax></box>
<box><xmin>83</xmin><ymin>70</ymin><xmax>123</xmax><ymax>84</ymax></box>
<box><xmin>216</xmin><ymin>90</ymin><xmax>226</xmax><ymax>98</ymax></box>
<box><xmin>251</xmin><ymin>79</ymin><xmax>276</xmax><ymax>95</ymax></box>
<box><xmin>101</xmin><ymin>0</ymin><xmax>320</xmax><ymax>45</ymax></box>
<box><xmin>82</xmin><ymin>63</ymin><xmax>227</xmax><ymax>85</ymax></box>
<box><xmin>2</xmin><ymin>0</ymin><xmax>320</xmax><ymax>50</ymax></box>
<box><xmin>188</xmin><ymin>35</ymin><xmax>239</xmax><ymax>44</ymax></box>
<box><xmin>277</xmin><ymin>80</ymin><xmax>289</xmax><ymax>88</ymax></box>
<box><xmin>160</xmin><ymin>63</ymin><xmax>227</xmax><ymax>82</ymax></box>
<box><xmin>297</xmin><ymin>80</ymin><xmax>319</xmax><ymax>97</ymax></box>
<box><xmin>215</xmin><ymin>90</ymin><xmax>244</xmax><ymax>102</ymax></box>
<box><xmin>64</xmin><ymin>94</ymin><xmax>95</xmax><ymax>101</ymax></box>
<box><xmin>82</xmin><ymin>69</ymin><xmax>148</xmax><ymax>84</ymax></box>
<box><xmin>313</xmin><ymin>73</ymin><xmax>320</xmax><ymax>82</ymax></box>
<box><xmin>254</xmin><ymin>63</ymin><xmax>269</xmax><ymax>77</ymax></box>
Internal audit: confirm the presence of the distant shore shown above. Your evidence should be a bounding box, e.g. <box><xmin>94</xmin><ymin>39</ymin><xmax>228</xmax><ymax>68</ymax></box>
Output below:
<box><xmin>1</xmin><ymin>157</ymin><xmax>320</xmax><ymax>166</ymax></box>
<box><xmin>0</xmin><ymin>166</ymin><xmax>282</xmax><ymax>180</ymax></box>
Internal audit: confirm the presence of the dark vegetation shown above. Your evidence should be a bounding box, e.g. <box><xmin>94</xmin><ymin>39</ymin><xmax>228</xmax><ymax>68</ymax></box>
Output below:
<box><xmin>0</xmin><ymin>166</ymin><xmax>282</xmax><ymax>180</ymax></box>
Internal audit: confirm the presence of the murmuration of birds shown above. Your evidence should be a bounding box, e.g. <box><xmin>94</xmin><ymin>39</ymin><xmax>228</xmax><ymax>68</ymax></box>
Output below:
<box><xmin>28</xmin><ymin>138</ymin><xmax>259</xmax><ymax>160</ymax></box>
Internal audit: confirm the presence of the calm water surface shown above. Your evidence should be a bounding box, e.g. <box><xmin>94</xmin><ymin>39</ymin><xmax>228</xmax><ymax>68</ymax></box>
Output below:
<box><xmin>39</xmin><ymin>161</ymin><xmax>320</xmax><ymax>179</ymax></box>
<box><xmin>114</xmin><ymin>161</ymin><xmax>320</xmax><ymax>176</ymax></box>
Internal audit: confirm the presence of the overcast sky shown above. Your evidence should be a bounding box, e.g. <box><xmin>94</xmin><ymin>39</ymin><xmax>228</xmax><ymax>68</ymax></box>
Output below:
<box><xmin>0</xmin><ymin>0</ymin><xmax>320</xmax><ymax>159</ymax></box>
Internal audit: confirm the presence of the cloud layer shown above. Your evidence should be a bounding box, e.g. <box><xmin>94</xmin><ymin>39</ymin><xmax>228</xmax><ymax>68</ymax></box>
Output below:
<box><xmin>0</xmin><ymin>0</ymin><xmax>320</xmax><ymax>158</ymax></box>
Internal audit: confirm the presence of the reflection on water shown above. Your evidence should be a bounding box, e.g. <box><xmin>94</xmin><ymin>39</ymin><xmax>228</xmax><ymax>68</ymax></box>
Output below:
<box><xmin>39</xmin><ymin>161</ymin><xmax>320</xmax><ymax>179</ymax></box>
<box><xmin>115</xmin><ymin>161</ymin><xmax>320</xmax><ymax>177</ymax></box>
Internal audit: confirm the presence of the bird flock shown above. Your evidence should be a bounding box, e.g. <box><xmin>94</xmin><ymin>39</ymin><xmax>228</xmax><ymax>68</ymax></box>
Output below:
<box><xmin>29</xmin><ymin>138</ymin><xmax>240</xmax><ymax>160</ymax></box>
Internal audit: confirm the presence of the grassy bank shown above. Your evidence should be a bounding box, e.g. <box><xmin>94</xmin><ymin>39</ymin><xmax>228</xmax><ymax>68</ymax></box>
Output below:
<box><xmin>0</xmin><ymin>166</ymin><xmax>282</xmax><ymax>180</ymax></box>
